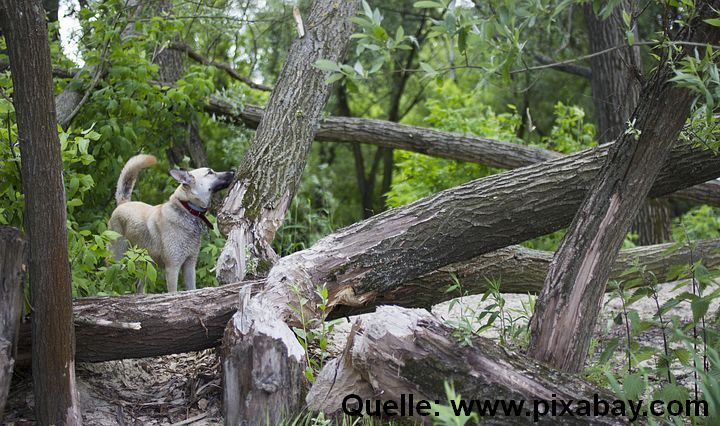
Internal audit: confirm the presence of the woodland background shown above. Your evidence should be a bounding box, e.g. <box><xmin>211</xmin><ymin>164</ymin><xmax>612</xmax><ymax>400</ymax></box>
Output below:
<box><xmin>2</xmin><ymin>0</ymin><xmax>720</xmax><ymax>424</ymax></box>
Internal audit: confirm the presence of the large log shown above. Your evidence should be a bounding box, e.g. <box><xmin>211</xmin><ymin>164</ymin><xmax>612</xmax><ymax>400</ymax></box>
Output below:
<box><xmin>13</xmin><ymin>238</ymin><xmax>714</xmax><ymax>364</ymax></box>
<box><xmin>307</xmin><ymin>306</ymin><xmax>626</xmax><ymax>425</ymax></box>
<box><xmin>262</xmin><ymin>141</ymin><xmax>720</xmax><ymax>321</ymax></box>
<box><xmin>205</xmin><ymin>100</ymin><xmax>720</xmax><ymax>207</ymax></box>
<box><xmin>0</xmin><ymin>227</ymin><xmax>25</xmax><ymax>418</ymax></box>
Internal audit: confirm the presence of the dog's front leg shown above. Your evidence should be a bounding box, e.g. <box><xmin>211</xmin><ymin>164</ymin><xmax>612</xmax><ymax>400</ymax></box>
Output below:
<box><xmin>165</xmin><ymin>264</ymin><xmax>180</xmax><ymax>293</ymax></box>
<box><xmin>182</xmin><ymin>256</ymin><xmax>197</xmax><ymax>291</ymax></box>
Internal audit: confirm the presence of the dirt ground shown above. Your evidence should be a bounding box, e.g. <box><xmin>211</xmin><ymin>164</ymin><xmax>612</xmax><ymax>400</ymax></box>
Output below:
<box><xmin>2</xmin><ymin>280</ymin><xmax>716</xmax><ymax>425</ymax></box>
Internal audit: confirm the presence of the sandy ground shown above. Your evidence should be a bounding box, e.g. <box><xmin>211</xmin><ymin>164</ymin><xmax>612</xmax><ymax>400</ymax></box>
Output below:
<box><xmin>3</xmin><ymin>280</ymin><xmax>717</xmax><ymax>425</ymax></box>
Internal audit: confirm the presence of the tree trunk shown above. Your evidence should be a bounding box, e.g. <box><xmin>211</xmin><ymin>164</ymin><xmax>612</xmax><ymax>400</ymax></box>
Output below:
<box><xmin>666</xmin><ymin>179</ymin><xmax>720</xmax><ymax>207</ymax></box>
<box><xmin>585</xmin><ymin>1</ymin><xmax>641</xmax><ymax>145</ymax></box>
<box><xmin>219</xmin><ymin>1</ymin><xmax>360</xmax><ymax>422</ymax></box>
<box><xmin>584</xmin><ymin>1</ymin><xmax>670</xmax><ymax>245</ymax></box>
<box><xmin>215</xmin><ymin>0</ymin><xmax>360</xmax><ymax>283</ymax></box>
<box><xmin>0</xmin><ymin>227</ymin><xmax>25</xmax><ymax>419</ymax></box>
<box><xmin>528</xmin><ymin>6</ymin><xmax>720</xmax><ymax>373</ymax></box>
<box><xmin>0</xmin><ymin>0</ymin><xmax>82</xmax><ymax>423</ymax></box>
<box><xmin>631</xmin><ymin>199</ymin><xmax>673</xmax><ymax>245</ymax></box>
<box><xmin>14</xmin><ymin>238</ymin><xmax>719</xmax><ymax>364</ymax></box>
<box><xmin>207</xmin><ymin>100</ymin><xmax>720</xmax><ymax>207</ymax></box>
<box><xmin>307</xmin><ymin>306</ymin><xmax>626</xmax><ymax>425</ymax></box>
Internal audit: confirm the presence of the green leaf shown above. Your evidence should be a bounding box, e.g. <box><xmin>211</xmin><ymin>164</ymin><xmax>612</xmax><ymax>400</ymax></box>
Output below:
<box><xmin>314</xmin><ymin>60</ymin><xmax>340</xmax><ymax>72</ymax></box>
<box><xmin>414</xmin><ymin>1</ymin><xmax>443</xmax><ymax>8</ymax></box>
<box><xmin>324</xmin><ymin>73</ymin><xmax>344</xmax><ymax>84</ymax></box>
<box><xmin>420</xmin><ymin>62</ymin><xmax>435</xmax><ymax>74</ymax></box>
<box><xmin>704</xmin><ymin>18</ymin><xmax>720</xmax><ymax>27</ymax></box>
<box><xmin>622</xmin><ymin>373</ymin><xmax>645</xmax><ymax>400</ymax></box>
<box><xmin>599</xmin><ymin>338</ymin><xmax>619</xmax><ymax>364</ymax></box>
<box><xmin>691</xmin><ymin>297</ymin><xmax>710</xmax><ymax>323</ymax></box>
<box><xmin>621</xmin><ymin>10</ymin><xmax>631</xmax><ymax>28</ymax></box>
<box><xmin>0</xmin><ymin>98</ymin><xmax>14</xmax><ymax>114</ymax></box>
<box><xmin>146</xmin><ymin>263</ymin><xmax>157</xmax><ymax>284</ymax></box>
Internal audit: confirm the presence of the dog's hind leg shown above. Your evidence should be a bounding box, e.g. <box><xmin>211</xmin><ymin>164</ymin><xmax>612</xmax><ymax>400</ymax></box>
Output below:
<box><xmin>108</xmin><ymin>215</ymin><xmax>127</xmax><ymax>261</ymax></box>
<box><xmin>182</xmin><ymin>256</ymin><xmax>198</xmax><ymax>291</ymax></box>
<box><xmin>165</xmin><ymin>264</ymin><xmax>180</xmax><ymax>293</ymax></box>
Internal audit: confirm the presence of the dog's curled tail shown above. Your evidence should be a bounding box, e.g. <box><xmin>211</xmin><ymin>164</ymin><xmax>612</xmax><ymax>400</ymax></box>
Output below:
<box><xmin>115</xmin><ymin>154</ymin><xmax>157</xmax><ymax>204</ymax></box>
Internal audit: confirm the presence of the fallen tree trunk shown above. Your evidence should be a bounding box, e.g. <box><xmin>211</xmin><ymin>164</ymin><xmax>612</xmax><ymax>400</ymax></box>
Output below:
<box><xmin>262</xmin><ymin>141</ymin><xmax>720</xmax><ymax>319</ymax></box>
<box><xmin>307</xmin><ymin>306</ymin><xmax>626</xmax><ymax>425</ymax></box>
<box><xmin>15</xmin><ymin>238</ymin><xmax>716</xmax><ymax>364</ymax></box>
<box><xmin>207</xmin><ymin>100</ymin><xmax>564</xmax><ymax>169</ymax></box>
<box><xmin>371</xmin><ymin>238</ymin><xmax>720</xmax><ymax>315</ymax></box>
<box><xmin>0</xmin><ymin>227</ymin><xmax>25</xmax><ymax>418</ymax></box>
<box><xmin>205</xmin><ymin>100</ymin><xmax>720</xmax><ymax>207</ymax></box>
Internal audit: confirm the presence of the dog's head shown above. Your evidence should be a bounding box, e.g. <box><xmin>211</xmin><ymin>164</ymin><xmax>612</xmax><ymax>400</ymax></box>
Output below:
<box><xmin>170</xmin><ymin>167</ymin><xmax>234</xmax><ymax>209</ymax></box>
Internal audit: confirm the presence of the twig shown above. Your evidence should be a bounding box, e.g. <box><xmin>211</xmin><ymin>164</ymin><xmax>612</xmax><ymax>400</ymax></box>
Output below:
<box><xmin>170</xmin><ymin>412</ymin><xmax>208</xmax><ymax>426</ymax></box>
<box><xmin>169</xmin><ymin>42</ymin><xmax>272</xmax><ymax>92</ymax></box>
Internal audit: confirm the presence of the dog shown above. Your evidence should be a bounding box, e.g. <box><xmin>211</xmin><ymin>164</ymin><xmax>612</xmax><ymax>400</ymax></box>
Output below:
<box><xmin>109</xmin><ymin>154</ymin><xmax>234</xmax><ymax>292</ymax></box>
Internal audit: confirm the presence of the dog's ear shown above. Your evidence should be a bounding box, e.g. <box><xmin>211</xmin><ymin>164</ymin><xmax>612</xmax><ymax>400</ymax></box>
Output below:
<box><xmin>169</xmin><ymin>169</ymin><xmax>194</xmax><ymax>185</ymax></box>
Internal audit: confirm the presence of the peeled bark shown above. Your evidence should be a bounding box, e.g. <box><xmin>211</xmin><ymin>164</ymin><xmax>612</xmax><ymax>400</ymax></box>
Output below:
<box><xmin>0</xmin><ymin>227</ymin><xmax>25</xmax><ymax>419</ymax></box>
<box><xmin>308</xmin><ymin>306</ymin><xmax>626</xmax><ymax>425</ymax></box>
<box><xmin>528</xmin><ymin>6</ymin><xmax>720</xmax><ymax>373</ymax></box>
<box><xmin>1</xmin><ymin>0</ymin><xmax>81</xmax><ymax>423</ymax></box>
<box><xmin>215</xmin><ymin>1</ymin><xmax>360</xmax><ymax>284</ymax></box>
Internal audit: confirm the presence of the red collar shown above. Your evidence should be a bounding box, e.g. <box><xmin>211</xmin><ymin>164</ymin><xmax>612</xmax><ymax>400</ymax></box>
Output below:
<box><xmin>180</xmin><ymin>200</ymin><xmax>213</xmax><ymax>229</ymax></box>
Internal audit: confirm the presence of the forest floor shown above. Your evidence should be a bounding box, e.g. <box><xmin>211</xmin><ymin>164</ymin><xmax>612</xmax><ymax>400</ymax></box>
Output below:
<box><xmin>2</xmin><ymin>280</ymin><xmax>716</xmax><ymax>425</ymax></box>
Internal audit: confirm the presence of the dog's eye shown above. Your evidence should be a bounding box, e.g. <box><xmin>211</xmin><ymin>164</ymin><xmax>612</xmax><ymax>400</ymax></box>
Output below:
<box><xmin>206</xmin><ymin>170</ymin><xmax>214</xmax><ymax>176</ymax></box>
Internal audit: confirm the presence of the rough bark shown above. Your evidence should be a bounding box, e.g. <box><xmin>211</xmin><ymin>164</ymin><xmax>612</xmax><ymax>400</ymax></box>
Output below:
<box><xmin>307</xmin><ymin>306</ymin><xmax>626</xmax><ymax>425</ymax></box>
<box><xmin>584</xmin><ymin>1</ymin><xmax>642</xmax><ymax>145</ymax></box>
<box><xmin>0</xmin><ymin>227</ymin><xmax>25</xmax><ymax>419</ymax></box>
<box><xmin>528</xmin><ymin>6</ymin><xmax>720</xmax><ymax>373</ymax></box>
<box><xmin>631</xmin><ymin>199</ymin><xmax>673</xmax><ymax>245</ymax></box>
<box><xmin>207</xmin><ymin>99</ymin><xmax>719</xmax><ymax>206</ymax></box>
<box><xmin>367</xmin><ymin>238</ymin><xmax>720</xmax><ymax>314</ymax></box>
<box><xmin>0</xmin><ymin>0</ymin><xmax>82</xmax><ymax>423</ymax></box>
<box><xmin>264</xmin><ymin>141</ymin><xmax>720</xmax><ymax>315</ymax></box>
<box><xmin>222</xmin><ymin>288</ymin><xmax>306</xmax><ymax>424</ymax></box>
<box><xmin>14</xmin><ymin>280</ymin><xmax>260</xmax><ymax>364</ymax></box>
<box><xmin>583</xmin><ymin>1</ymin><xmax>670</xmax><ymax>244</ymax></box>
<box><xmin>14</xmin><ymin>238</ymin><xmax>718</xmax><ymax>364</ymax></box>
<box><xmin>219</xmin><ymin>1</ymin><xmax>360</xmax><ymax>422</ymax></box>
<box><xmin>215</xmin><ymin>0</ymin><xmax>360</xmax><ymax>283</ymax></box>
<box><xmin>668</xmin><ymin>179</ymin><xmax>720</xmax><ymax>207</ymax></box>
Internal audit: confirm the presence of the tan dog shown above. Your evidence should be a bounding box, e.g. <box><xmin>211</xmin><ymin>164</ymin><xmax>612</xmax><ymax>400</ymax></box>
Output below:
<box><xmin>109</xmin><ymin>154</ymin><xmax>234</xmax><ymax>292</ymax></box>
